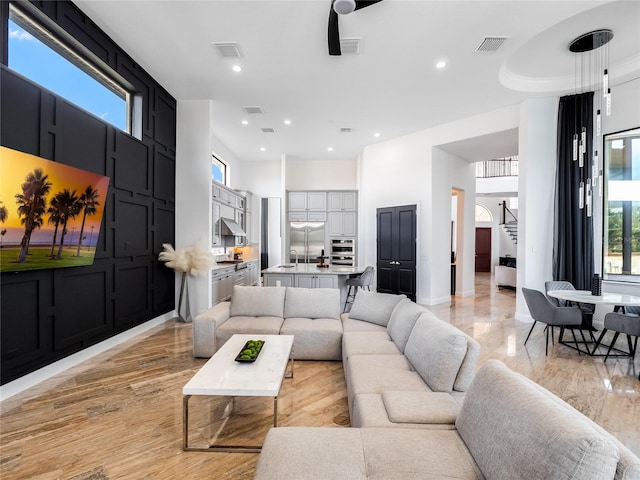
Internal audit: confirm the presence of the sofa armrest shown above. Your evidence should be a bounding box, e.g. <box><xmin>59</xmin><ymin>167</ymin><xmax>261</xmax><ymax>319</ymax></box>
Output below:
<box><xmin>192</xmin><ymin>302</ymin><xmax>231</xmax><ymax>357</ymax></box>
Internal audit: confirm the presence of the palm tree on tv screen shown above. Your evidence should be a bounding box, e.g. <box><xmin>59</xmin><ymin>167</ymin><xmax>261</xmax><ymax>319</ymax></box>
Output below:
<box><xmin>53</xmin><ymin>188</ymin><xmax>81</xmax><ymax>260</ymax></box>
<box><xmin>0</xmin><ymin>201</ymin><xmax>8</xmax><ymax>248</ymax></box>
<box><xmin>75</xmin><ymin>185</ymin><xmax>100</xmax><ymax>256</ymax></box>
<box><xmin>15</xmin><ymin>168</ymin><xmax>52</xmax><ymax>263</ymax></box>
<box><xmin>47</xmin><ymin>194</ymin><xmax>64</xmax><ymax>257</ymax></box>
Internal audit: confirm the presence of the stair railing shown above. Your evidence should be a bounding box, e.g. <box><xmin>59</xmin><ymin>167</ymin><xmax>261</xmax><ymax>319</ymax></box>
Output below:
<box><xmin>499</xmin><ymin>201</ymin><xmax>518</xmax><ymax>225</ymax></box>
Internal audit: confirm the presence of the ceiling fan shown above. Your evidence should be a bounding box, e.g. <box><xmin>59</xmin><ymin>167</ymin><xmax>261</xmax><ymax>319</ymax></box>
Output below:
<box><xmin>328</xmin><ymin>0</ymin><xmax>382</xmax><ymax>55</ymax></box>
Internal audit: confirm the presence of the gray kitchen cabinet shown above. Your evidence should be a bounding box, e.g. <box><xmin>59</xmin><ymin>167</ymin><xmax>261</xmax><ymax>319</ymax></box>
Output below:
<box><xmin>287</xmin><ymin>211</ymin><xmax>327</xmax><ymax>222</ymax></box>
<box><xmin>288</xmin><ymin>191</ymin><xmax>327</xmax><ymax>212</ymax></box>
<box><xmin>328</xmin><ymin>211</ymin><xmax>357</xmax><ymax>237</ymax></box>
<box><xmin>263</xmin><ymin>274</ymin><xmax>295</xmax><ymax>287</ymax></box>
<box><xmin>212</xmin><ymin>201</ymin><xmax>222</xmax><ymax>246</ymax></box>
<box><xmin>211</xmin><ymin>266</ymin><xmax>234</xmax><ymax>305</ymax></box>
<box><xmin>234</xmin><ymin>269</ymin><xmax>247</xmax><ymax>287</ymax></box>
<box><xmin>296</xmin><ymin>274</ymin><xmax>338</xmax><ymax>289</ymax></box>
<box><xmin>328</xmin><ymin>191</ymin><xmax>357</xmax><ymax>211</ymax></box>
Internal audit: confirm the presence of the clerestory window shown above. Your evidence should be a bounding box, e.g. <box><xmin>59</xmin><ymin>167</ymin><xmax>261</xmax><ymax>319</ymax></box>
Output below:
<box><xmin>7</xmin><ymin>3</ymin><xmax>139</xmax><ymax>137</ymax></box>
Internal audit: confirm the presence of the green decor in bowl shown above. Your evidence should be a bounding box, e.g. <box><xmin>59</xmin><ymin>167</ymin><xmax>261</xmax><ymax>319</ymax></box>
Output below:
<box><xmin>235</xmin><ymin>339</ymin><xmax>265</xmax><ymax>363</ymax></box>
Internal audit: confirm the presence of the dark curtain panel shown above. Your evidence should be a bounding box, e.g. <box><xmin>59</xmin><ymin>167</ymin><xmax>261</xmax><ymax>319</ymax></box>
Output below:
<box><xmin>553</xmin><ymin>92</ymin><xmax>594</xmax><ymax>289</ymax></box>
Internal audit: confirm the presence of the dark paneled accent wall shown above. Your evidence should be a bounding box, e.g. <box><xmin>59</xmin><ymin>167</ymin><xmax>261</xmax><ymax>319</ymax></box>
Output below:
<box><xmin>0</xmin><ymin>1</ymin><xmax>176</xmax><ymax>384</ymax></box>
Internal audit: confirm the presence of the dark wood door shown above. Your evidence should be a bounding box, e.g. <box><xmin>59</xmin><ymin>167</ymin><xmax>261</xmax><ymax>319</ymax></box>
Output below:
<box><xmin>475</xmin><ymin>227</ymin><xmax>492</xmax><ymax>272</ymax></box>
<box><xmin>376</xmin><ymin>205</ymin><xmax>416</xmax><ymax>301</ymax></box>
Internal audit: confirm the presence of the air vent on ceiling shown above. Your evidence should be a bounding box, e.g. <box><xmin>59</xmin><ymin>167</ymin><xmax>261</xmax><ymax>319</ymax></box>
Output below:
<box><xmin>212</xmin><ymin>42</ymin><xmax>243</xmax><ymax>58</ymax></box>
<box><xmin>242</xmin><ymin>106</ymin><xmax>263</xmax><ymax>114</ymax></box>
<box><xmin>474</xmin><ymin>36</ymin><xmax>508</xmax><ymax>53</ymax></box>
<box><xmin>261</xmin><ymin>127</ymin><xmax>276</xmax><ymax>133</ymax></box>
<box><xmin>340</xmin><ymin>37</ymin><xmax>362</xmax><ymax>55</ymax></box>
<box><xmin>340</xmin><ymin>127</ymin><xmax>352</xmax><ymax>133</ymax></box>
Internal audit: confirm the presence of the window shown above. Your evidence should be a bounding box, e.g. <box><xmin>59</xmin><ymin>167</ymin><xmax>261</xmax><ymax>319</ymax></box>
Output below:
<box><xmin>7</xmin><ymin>4</ymin><xmax>134</xmax><ymax>134</ymax></box>
<box><xmin>212</xmin><ymin>155</ymin><xmax>228</xmax><ymax>185</ymax></box>
<box><xmin>475</xmin><ymin>204</ymin><xmax>493</xmax><ymax>223</ymax></box>
<box><xmin>603</xmin><ymin>127</ymin><xmax>640</xmax><ymax>282</ymax></box>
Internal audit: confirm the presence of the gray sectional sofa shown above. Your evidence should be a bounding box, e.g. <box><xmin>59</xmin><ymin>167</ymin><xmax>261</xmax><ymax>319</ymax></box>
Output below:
<box><xmin>255</xmin><ymin>360</ymin><xmax>640</xmax><ymax>480</ymax></box>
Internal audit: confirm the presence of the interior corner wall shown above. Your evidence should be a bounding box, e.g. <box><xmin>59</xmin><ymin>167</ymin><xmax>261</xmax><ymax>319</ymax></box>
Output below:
<box><xmin>515</xmin><ymin>96</ymin><xmax>558</xmax><ymax>321</ymax></box>
<box><xmin>0</xmin><ymin>1</ymin><xmax>176</xmax><ymax>385</ymax></box>
<box><xmin>431</xmin><ymin>149</ymin><xmax>476</xmax><ymax>302</ymax></box>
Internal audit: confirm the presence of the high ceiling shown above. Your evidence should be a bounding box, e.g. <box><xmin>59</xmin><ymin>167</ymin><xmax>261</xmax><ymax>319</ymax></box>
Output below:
<box><xmin>73</xmin><ymin>0</ymin><xmax>640</xmax><ymax>163</ymax></box>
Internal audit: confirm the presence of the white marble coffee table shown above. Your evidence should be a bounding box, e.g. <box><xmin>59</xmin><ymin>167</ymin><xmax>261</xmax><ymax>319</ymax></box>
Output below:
<box><xmin>182</xmin><ymin>334</ymin><xmax>294</xmax><ymax>452</ymax></box>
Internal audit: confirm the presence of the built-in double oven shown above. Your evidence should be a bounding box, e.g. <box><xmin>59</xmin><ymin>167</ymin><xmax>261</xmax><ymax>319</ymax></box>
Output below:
<box><xmin>330</xmin><ymin>238</ymin><xmax>356</xmax><ymax>266</ymax></box>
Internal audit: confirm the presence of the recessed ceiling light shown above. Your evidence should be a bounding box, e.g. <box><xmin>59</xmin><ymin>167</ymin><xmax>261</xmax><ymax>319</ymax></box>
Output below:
<box><xmin>284</xmin><ymin>119</ymin><xmax>292</xmax><ymax>125</ymax></box>
<box><xmin>328</xmin><ymin>147</ymin><xmax>333</xmax><ymax>152</ymax></box>
<box><xmin>436</xmin><ymin>61</ymin><xmax>446</xmax><ymax>69</ymax></box>
<box><xmin>374</xmin><ymin>132</ymin><xmax>381</xmax><ymax>138</ymax></box>
<box><xmin>232</xmin><ymin>65</ymin><xmax>242</xmax><ymax>72</ymax></box>
<box><xmin>241</xmin><ymin>120</ymin><xmax>248</xmax><ymax>125</ymax></box>
<box><xmin>260</xmin><ymin>147</ymin><xmax>266</xmax><ymax>152</ymax></box>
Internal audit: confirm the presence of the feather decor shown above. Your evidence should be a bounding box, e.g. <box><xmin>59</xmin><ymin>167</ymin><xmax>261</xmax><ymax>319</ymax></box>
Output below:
<box><xmin>185</xmin><ymin>239</ymin><xmax>216</xmax><ymax>276</ymax></box>
<box><xmin>158</xmin><ymin>241</ymin><xmax>215</xmax><ymax>275</ymax></box>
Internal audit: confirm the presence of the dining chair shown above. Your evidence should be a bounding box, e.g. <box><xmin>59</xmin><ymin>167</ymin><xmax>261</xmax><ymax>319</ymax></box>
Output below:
<box><xmin>343</xmin><ymin>266</ymin><xmax>375</xmax><ymax>312</ymax></box>
<box><xmin>522</xmin><ymin>287</ymin><xmax>588</xmax><ymax>355</ymax></box>
<box><xmin>544</xmin><ymin>280</ymin><xmax>598</xmax><ymax>348</ymax></box>
<box><xmin>593</xmin><ymin>307</ymin><xmax>640</xmax><ymax>375</ymax></box>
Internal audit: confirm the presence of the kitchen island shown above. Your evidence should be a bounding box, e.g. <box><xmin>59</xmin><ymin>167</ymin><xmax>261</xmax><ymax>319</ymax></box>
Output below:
<box><xmin>262</xmin><ymin>264</ymin><xmax>366</xmax><ymax>308</ymax></box>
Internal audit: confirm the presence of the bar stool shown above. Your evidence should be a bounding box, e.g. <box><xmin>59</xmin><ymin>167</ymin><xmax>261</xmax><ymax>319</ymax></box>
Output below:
<box><xmin>343</xmin><ymin>266</ymin><xmax>375</xmax><ymax>312</ymax></box>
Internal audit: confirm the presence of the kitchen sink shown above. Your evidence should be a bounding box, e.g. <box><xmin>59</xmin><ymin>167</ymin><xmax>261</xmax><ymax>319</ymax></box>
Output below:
<box><xmin>279</xmin><ymin>264</ymin><xmax>296</xmax><ymax>268</ymax></box>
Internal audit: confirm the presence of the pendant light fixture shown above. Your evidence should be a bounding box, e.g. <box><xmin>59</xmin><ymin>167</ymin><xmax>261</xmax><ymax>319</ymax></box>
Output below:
<box><xmin>569</xmin><ymin>29</ymin><xmax>613</xmax><ymax>216</ymax></box>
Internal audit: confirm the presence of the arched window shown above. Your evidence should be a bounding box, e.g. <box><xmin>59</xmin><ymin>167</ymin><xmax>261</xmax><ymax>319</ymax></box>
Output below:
<box><xmin>475</xmin><ymin>204</ymin><xmax>493</xmax><ymax>222</ymax></box>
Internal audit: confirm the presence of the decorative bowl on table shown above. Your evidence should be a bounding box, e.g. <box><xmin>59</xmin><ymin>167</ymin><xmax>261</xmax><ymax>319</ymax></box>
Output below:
<box><xmin>235</xmin><ymin>339</ymin><xmax>265</xmax><ymax>363</ymax></box>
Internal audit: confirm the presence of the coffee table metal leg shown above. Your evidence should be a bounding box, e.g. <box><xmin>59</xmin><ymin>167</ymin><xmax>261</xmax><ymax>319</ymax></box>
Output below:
<box><xmin>274</xmin><ymin>396</ymin><xmax>278</xmax><ymax>427</ymax></box>
<box><xmin>183</xmin><ymin>394</ymin><xmax>191</xmax><ymax>451</ymax></box>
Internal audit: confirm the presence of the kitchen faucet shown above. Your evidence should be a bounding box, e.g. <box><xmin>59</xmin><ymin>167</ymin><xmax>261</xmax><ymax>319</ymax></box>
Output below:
<box><xmin>290</xmin><ymin>249</ymin><xmax>298</xmax><ymax>266</ymax></box>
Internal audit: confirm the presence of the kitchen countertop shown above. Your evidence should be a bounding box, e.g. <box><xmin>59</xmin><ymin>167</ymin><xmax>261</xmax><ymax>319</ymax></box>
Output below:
<box><xmin>212</xmin><ymin>259</ymin><xmax>258</xmax><ymax>271</ymax></box>
<box><xmin>262</xmin><ymin>264</ymin><xmax>365</xmax><ymax>275</ymax></box>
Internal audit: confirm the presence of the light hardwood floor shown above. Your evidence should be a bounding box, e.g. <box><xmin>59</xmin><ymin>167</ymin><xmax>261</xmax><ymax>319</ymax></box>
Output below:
<box><xmin>1</xmin><ymin>273</ymin><xmax>638</xmax><ymax>479</ymax></box>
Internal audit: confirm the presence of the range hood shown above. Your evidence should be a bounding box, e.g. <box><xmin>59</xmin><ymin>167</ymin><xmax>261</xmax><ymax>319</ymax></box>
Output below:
<box><xmin>220</xmin><ymin>217</ymin><xmax>246</xmax><ymax>236</ymax></box>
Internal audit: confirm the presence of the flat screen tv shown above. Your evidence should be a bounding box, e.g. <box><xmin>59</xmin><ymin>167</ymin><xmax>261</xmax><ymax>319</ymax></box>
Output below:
<box><xmin>0</xmin><ymin>146</ymin><xmax>110</xmax><ymax>273</ymax></box>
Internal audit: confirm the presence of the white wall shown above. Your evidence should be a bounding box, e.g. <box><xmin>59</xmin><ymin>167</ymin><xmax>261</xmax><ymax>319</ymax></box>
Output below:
<box><xmin>235</xmin><ymin>159</ymin><xmax>283</xmax><ymax>198</ymax></box>
<box><xmin>176</xmin><ymin>100</ymin><xmax>242</xmax><ymax>318</ymax></box>
<box><xmin>516</xmin><ymin>97</ymin><xmax>558</xmax><ymax>321</ymax></box>
<box><xmin>286</xmin><ymin>159</ymin><xmax>357</xmax><ymax>190</ymax></box>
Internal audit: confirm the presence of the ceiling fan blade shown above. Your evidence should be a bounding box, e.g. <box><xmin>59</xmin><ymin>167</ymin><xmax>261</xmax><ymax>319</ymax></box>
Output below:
<box><xmin>354</xmin><ymin>0</ymin><xmax>382</xmax><ymax>11</ymax></box>
<box><xmin>328</xmin><ymin>1</ymin><xmax>342</xmax><ymax>55</ymax></box>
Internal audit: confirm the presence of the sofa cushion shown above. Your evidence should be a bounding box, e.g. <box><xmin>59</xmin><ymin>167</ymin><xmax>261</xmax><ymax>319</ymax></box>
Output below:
<box><xmin>284</xmin><ymin>287</ymin><xmax>340</xmax><ymax>319</ymax></box>
<box><xmin>255</xmin><ymin>427</ymin><xmax>367</xmax><ymax>480</ymax></box>
<box><xmin>456</xmin><ymin>360</ymin><xmax>620</xmax><ymax>480</ymax></box>
<box><xmin>386</xmin><ymin>298</ymin><xmax>424</xmax><ymax>351</ymax></box>
<box><xmin>342</xmin><ymin>331</ymin><xmax>401</xmax><ymax>363</ymax></box>
<box><xmin>216</xmin><ymin>316</ymin><xmax>284</xmax><ymax>347</ymax></box>
<box><xmin>404</xmin><ymin>314</ymin><xmax>468</xmax><ymax>392</ymax></box>
<box><xmin>280</xmin><ymin>317</ymin><xmax>342</xmax><ymax>360</ymax></box>
<box><xmin>351</xmin><ymin>394</ymin><xmax>457</xmax><ymax>430</ymax></box>
<box><xmin>342</xmin><ymin>315</ymin><xmax>387</xmax><ymax>333</ymax></box>
<box><xmin>229</xmin><ymin>285</ymin><xmax>286</xmax><ymax>318</ymax></box>
<box><xmin>360</xmin><ymin>428</ymin><xmax>482</xmax><ymax>479</ymax></box>
<box><xmin>347</xmin><ymin>291</ymin><xmax>406</xmax><ymax>327</ymax></box>
<box><xmin>382</xmin><ymin>391</ymin><xmax>460</xmax><ymax>424</ymax></box>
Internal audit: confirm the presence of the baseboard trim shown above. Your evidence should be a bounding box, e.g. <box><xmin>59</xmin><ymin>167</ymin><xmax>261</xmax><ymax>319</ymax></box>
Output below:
<box><xmin>0</xmin><ymin>312</ymin><xmax>176</xmax><ymax>402</ymax></box>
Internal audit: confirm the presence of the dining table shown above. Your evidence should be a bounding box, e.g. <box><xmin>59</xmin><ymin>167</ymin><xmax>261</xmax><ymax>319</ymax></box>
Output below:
<box><xmin>546</xmin><ymin>290</ymin><xmax>640</xmax><ymax>356</ymax></box>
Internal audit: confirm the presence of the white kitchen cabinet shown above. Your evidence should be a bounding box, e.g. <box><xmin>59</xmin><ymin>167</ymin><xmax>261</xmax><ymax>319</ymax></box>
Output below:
<box><xmin>328</xmin><ymin>191</ymin><xmax>357</xmax><ymax>211</ymax></box>
<box><xmin>234</xmin><ymin>269</ymin><xmax>247</xmax><ymax>287</ymax></box>
<box><xmin>296</xmin><ymin>274</ymin><xmax>337</xmax><ymax>289</ymax></box>
<box><xmin>246</xmin><ymin>261</ymin><xmax>259</xmax><ymax>285</ymax></box>
<box><xmin>288</xmin><ymin>211</ymin><xmax>307</xmax><ymax>222</ymax></box>
<box><xmin>288</xmin><ymin>192</ymin><xmax>308</xmax><ymax>211</ymax></box>
<box><xmin>328</xmin><ymin>211</ymin><xmax>357</xmax><ymax>237</ymax></box>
